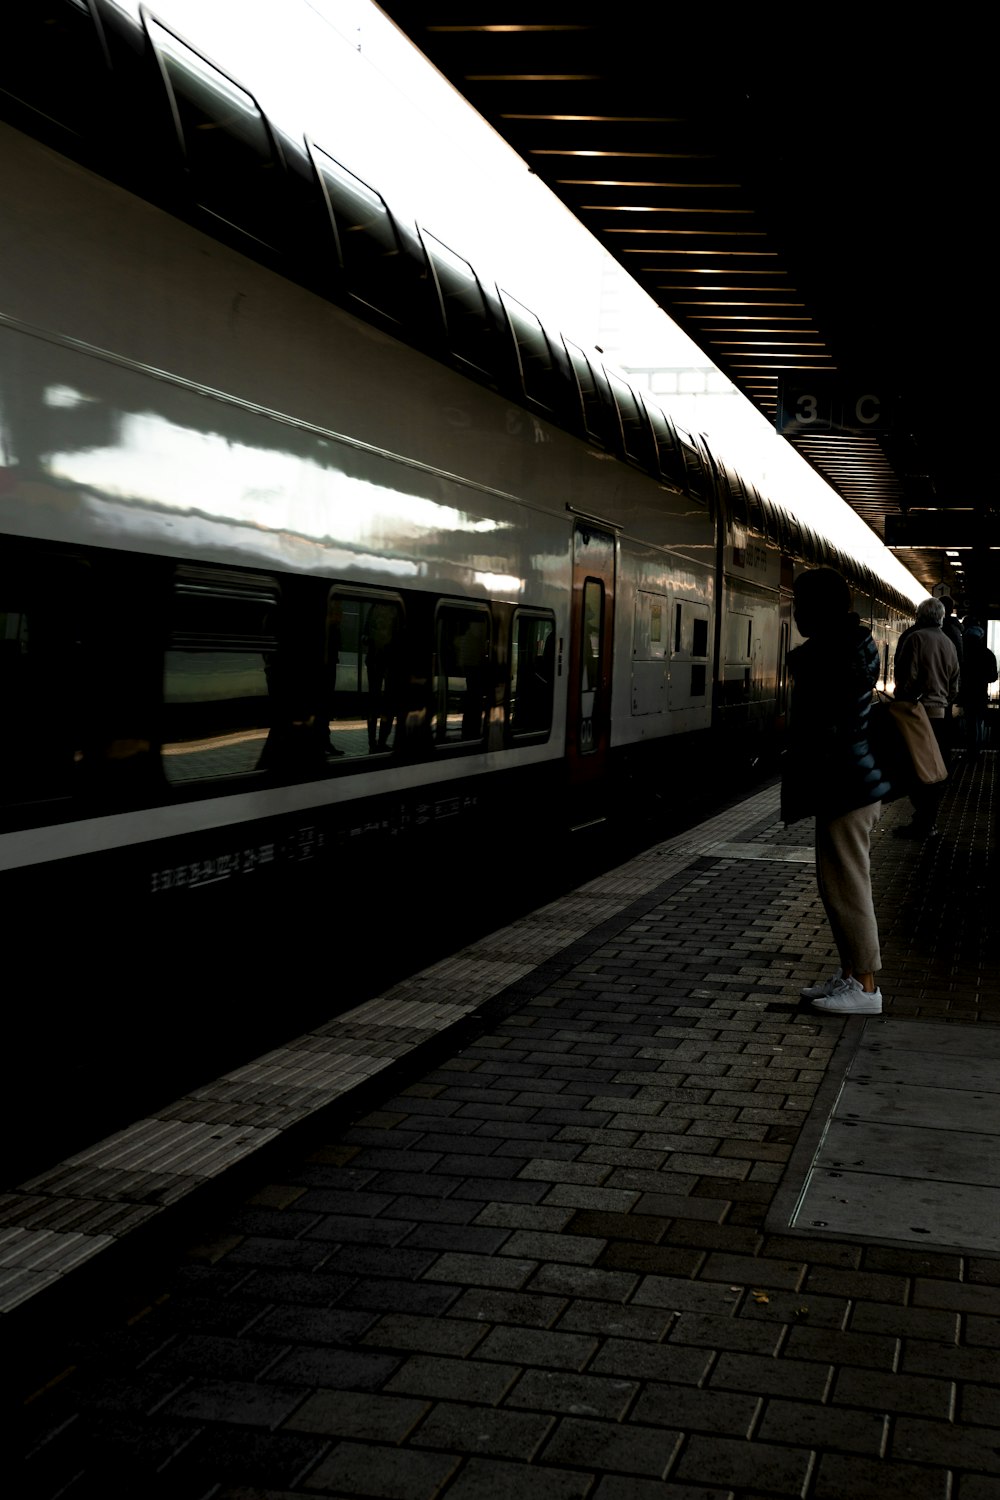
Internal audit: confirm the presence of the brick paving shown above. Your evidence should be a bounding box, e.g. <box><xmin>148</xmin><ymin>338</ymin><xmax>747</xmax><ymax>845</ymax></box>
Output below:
<box><xmin>11</xmin><ymin>749</ymin><xmax>999</xmax><ymax>1499</ymax></box>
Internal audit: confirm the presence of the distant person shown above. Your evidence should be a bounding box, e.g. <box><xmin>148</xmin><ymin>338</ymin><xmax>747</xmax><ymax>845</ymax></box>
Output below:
<box><xmin>781</xmin><ymin>567</ymin><xmax>890</xmax><ymax>1014</ymax></box>
<box><xmin>892</xmin><ymin>596</ymin><xmax>959</xmax><ymax>838</ymax></box>
<box><xmin>456</xmin><ymin>614</ymin><xmax>489</xmax><ymax>740</ymax></box>
<box><xmin>958</xmin><ymin>618</ymin><xmax>997</xmax><ymax>759</ymax></box>
<box><xmin>940</xmin><ymin>596</ymin><xmax>964</xmax><ymax>669</ymax></box>
<box><xmin>364</xmin><ymin>600</ymin><xmax>404</xmax><ymax>753</ymax></box>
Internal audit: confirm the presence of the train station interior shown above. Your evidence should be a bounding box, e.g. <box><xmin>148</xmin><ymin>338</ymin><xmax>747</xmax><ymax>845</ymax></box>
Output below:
<box><xmin>4</xmin><ymin>6</ymin><xmax>998</xmax><ymax>1500</ymax></box>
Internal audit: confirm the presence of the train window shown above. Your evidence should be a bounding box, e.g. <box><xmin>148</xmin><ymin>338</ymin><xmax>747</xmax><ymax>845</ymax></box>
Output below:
<box><xmin>510</xmin><ymin>611</ymin><xmax>555</xmax><ymax>738</ymax></box>
<box><xmin>500</xmin><ymin>292</ymin><xmax>555</xmax><ymax>411</ymax></box>
<box><xmin>725</xmin><ymin>469</ymin><xmax>749</xmax><ymax>527</ymax></box>
<box><xmin>746</xmin><ymin>486</ymin><xmax>765</xmax><ymax>536</ymax></box>
<box><xmin>3</xmin><ymin>0</ymin><xmax>110</xmax><ymax>142</ymax></box>
<box><xmin>325</xmin><ymin>593</ymin><xmax>405</xmax><ymax>758</ymax></box>
<box><xmin>607</xmin><ymin>372</ymin><xmax>654</xmax><ymax>471</ymax></box>
<box><xmin>423</xmin><ymin>233</ymin><xmax>495</xmax><ymax>380</ymax></box>
<box><xmin>644</xmin><ymin>399</ymin><xmax>684</xmax><ymax>489</ymax></box>
<box><xmin>146</xmin><ymin>19</ymin><xmax>282</xmax><ymax>247</ymax></box>
<box><xmin>564</xmin><ymin>340</ymin><xmax>616</xmax><ymax>448</ymax></box>
<box><xmin>783</xmin><ymin>509</ymin><xmax>802</xmax><ymax>556</ymax></box>
<box><xmin>760</xmin><ymin>496</ymin><xmax>780</xmax><ymax>545</ymax></box>
<box><xmin>310</xmin><ymin>146</ymin><xmax>405</xmax><ymax>324</ymax></box>
<box><xmin>161</xmin><ymin>572</ymin><xmax>278</xmax><ymax>784</ymax></box>
<box><xmin>434</xmin><ymin>604</ymin><xmax>491</xmax><ymax>745</ymax></box>
<box><xmin>675</xmin><ymin>425</ymin><xmax>708</xmax><ymax>503</ymax></box>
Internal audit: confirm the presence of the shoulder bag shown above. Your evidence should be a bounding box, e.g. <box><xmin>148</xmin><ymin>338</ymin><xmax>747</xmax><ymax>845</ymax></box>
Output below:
<box><xmin>869</xmin><ymin>691</ymin><xmax>948</xmax><ymax>794</ymax></box>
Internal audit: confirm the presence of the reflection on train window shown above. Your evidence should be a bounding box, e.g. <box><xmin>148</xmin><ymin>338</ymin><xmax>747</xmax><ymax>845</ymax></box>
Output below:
<box><xmin>161</xmin><ymin>573</ymin><xmax>278</xmax><ymax>783</ymax></box>
<box><xmin>434</xmin><ymin>604</ymin><xmax>491</xmax><ymax>745</ymax></box>
<box><xmin>423</xmin><ymin>233</ymin><xmax>494</xmax><ymax>379</ymax></box>
<box><xmin>325</xmin><ymin>593</ymin><xmax>405</xmax><ymax>758</ymax></box>
<box><xmin>162</xmin><ymin>652</ymin><xmax>271</xmax><ymax>782</ymax></box>
<box><xmin>510</xmin><ymin>611</ymin><xmax>555</xmax><ymax>737</ymax></box>
<box><xmin>500</xmin><ymin>292</ymin><xmax>554</xmax><ymax>411</ymax></box>
<box><xmin>147</xmin><ymin>19</ymin><xmax>280</xmax><ymax>246</ymax></box>
<box><xmin>312</xmin><ymin>147</ymin><xmax>403</xmax><ymax>322</ymax></box>
<box><xmin>0</xmin><ymin>593</ymin><xmax>81</xmax><ymax>806</ymax></box>
<box><xmin>580</xmin><ymin>578</ymin><xmax>604</xmax><ymax>754</ymax></box>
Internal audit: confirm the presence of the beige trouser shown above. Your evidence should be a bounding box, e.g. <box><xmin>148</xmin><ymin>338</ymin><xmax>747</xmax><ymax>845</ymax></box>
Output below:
<box><xmin>815</xmin><ymin>801</ymin><xmax>882</xmax><ymax>975</ymax></box>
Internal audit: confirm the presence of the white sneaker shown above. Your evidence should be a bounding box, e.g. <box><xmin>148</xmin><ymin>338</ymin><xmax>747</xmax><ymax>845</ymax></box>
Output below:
<box><xmin>811</xmin><ymin>977</ymin><xmax>882</xmax><ymax>1014</ymax></box>
<box><xmin>800</xmin><ymin>968</ymin><xmax>843</xmax><ymax>1001</ymax></box>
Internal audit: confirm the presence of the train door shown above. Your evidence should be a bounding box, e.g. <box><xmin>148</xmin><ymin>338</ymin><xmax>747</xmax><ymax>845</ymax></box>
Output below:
<box><xmin>566</xmin><ymin>523</ymin><xmax>615</xmax><ymax>806</ymax></box>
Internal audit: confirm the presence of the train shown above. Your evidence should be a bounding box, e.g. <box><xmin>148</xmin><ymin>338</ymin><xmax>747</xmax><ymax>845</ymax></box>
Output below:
<box><xmin>0</xmin><ymin>3</ymin><xmax>921</xmax><ymax>985</ymax></box>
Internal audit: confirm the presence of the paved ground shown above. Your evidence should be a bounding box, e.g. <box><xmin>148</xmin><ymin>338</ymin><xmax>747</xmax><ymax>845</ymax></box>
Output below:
<box><xmin>10</xmin><ymin>748</ymin><xmax>999</xmax><ymax>1500</ymax></box>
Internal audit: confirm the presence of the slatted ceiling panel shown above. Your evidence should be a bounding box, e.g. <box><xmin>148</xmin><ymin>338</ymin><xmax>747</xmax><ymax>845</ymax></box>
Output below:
<box><xmin>377</xmin><ymin>9</ymin><xmax>991</xmax><ymax>605</ymax></box>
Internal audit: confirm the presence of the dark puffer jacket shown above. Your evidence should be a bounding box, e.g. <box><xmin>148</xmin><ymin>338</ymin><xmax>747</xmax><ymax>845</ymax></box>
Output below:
<box><xmin>781</xmin><ymin>615</ymin><xmax>891</xmax><ymax>825</ymax></box>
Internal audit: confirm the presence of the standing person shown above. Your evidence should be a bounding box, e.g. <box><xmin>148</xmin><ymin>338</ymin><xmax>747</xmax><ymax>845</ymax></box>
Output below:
<box><xmin>781</xmin><ymin>567</ymin><xmax>891</xmax><ymax>1015</ymax></box>
<box><xmin>364</xmin><ymin>599</ymin><xmax>404</xmax><ymax>753</ymax></box>
<box><xmin>958</xmin><ymin>619</ymin><xmax>998</xmax><ymax>759</ymax></box>
<box><xmin>893</xmin><ymin>597</ymin><xmax>960</xmax><ymax>838</ymax></box>
<box><xmin>940</xmin><ymin>596</ymin><xmax>964</xmax><ymax>669</ymax></box>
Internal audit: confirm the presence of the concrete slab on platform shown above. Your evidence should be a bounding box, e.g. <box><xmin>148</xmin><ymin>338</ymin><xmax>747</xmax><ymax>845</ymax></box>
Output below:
<box><xmin>791</xmin><ymin>1018</ymin><xmax>1000</xmax><ymax>1253</ymax></box>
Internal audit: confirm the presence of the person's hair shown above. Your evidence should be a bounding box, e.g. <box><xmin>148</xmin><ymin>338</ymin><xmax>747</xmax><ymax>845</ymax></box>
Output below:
<box><xmin>792</xmin><ymin>567</ymin><xmax>852</xmax><ymax>619</ymax></box>
<box><xmin>940</xmin><ymin>596</ymin><xmax>955</xmax><ymax>613</ymax></box>
<box><xmin>915</xmin><ymin>597</ymin><xmax>945</xmax><ymax>626</ymax></box>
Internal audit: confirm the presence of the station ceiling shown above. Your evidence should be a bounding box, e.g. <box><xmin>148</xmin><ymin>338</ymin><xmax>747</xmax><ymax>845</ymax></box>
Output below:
<box><xmin>377</xmin><ymin>6</ymin><xmax>994</xmax><ymax>615</ymax></box>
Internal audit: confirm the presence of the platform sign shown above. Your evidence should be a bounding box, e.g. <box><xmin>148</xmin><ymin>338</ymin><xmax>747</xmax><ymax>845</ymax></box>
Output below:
<box><xmin>777</xmin><ymin>376</ymin><xmax>895</xmax><ymax>435</ymax></box>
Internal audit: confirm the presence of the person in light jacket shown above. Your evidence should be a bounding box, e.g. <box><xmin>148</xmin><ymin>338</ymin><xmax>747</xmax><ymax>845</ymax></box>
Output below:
<box><xmin>781</xmin><ymin>567</ymin><xmax>891</xmax><ymax>1014</ymax></box>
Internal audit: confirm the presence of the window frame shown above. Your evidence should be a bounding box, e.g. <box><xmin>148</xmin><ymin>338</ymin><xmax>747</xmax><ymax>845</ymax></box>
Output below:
<box><xmin>160</xmin><ymin>566</ymin><xmax>280</xmax><ymax>788</ymax></box>
<box><xmin>144</xmin><ymin>13</ymin><xmax>285</xmax><ymax>250</ymax></box>
<box><xmin>507</xmin><ymin>607</ymin><xmax>556</xmax><ymax>744</ymax></box>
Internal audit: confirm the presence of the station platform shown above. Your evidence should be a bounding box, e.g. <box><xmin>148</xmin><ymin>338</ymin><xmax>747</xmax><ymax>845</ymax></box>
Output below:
<box><xmin>9</xmin><ymin>746</ymin><xmax>999</xmax><ymax>1500</ymax></box>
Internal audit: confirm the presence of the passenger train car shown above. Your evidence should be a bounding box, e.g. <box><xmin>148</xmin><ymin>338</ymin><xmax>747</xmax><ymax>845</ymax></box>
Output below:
<box><xmin>1</xmin><ymin>3</ymin><xmax>919</xmax><ymax>964</ymax></box>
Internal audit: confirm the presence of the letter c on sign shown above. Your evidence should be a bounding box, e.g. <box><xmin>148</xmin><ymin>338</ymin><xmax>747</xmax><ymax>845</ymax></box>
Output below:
<box><xmin>855</xmin><ymin>394</ymin><xmax>880</xmax><ymax>425</ymax></box>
